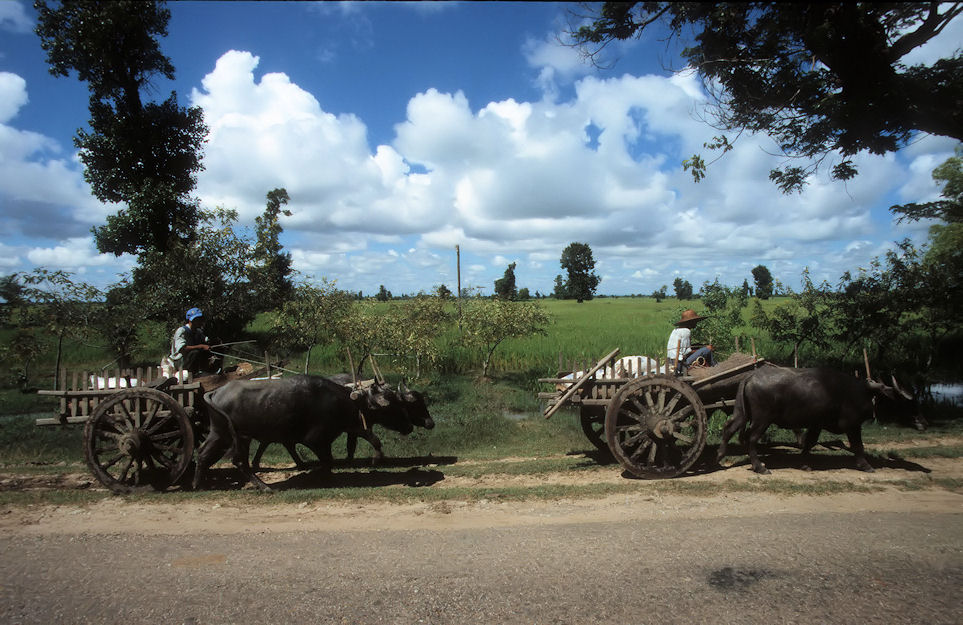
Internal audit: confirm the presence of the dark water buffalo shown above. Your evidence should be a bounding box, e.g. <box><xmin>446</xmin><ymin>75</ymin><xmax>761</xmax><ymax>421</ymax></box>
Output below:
<box><xmin>250</xmin><ymin>375</ymin><xmax>434</xmax><ymax>469</ymax></box>
<box><xmin>717</xmin><ymin>366</ymin><xmax>920</xmax><ymax>474</ymax></box>
<box><xmin>194</xmin><ymin>375</ymin><xmax>415</xmax><ymax>491</ymax></box>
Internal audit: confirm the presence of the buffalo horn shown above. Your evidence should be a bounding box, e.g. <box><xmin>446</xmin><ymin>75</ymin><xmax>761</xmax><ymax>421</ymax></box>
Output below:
<box><xmin>891</xmin><ymin>375</ymin><xmax>913</xmax><ymax>400</ymax></box>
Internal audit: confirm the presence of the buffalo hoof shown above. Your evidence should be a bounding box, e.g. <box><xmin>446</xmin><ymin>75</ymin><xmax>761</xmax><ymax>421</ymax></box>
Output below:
<box><xmin>800</xmin><ymin>464</ymin><xmax>813</xmax><ymax>472</ymax></box>
<box><xmin>752</xmin><ymin>466</ymin><xmax>771</xmax><ymax>475</ymax></box>
<box><xmin>858</xmin><ymin>464</ymin><xmax>875</xmax><ymax>473</ymax></box>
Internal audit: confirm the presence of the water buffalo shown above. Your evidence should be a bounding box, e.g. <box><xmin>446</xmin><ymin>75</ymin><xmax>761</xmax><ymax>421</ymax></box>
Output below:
<box><xmin>249</xmin><ymin>375</ymin><xmax>435</xmax><ymax>469</ymax></box>
<box><xmin>194</xmin><ymin>375</ymin><xmax>415</xmax><ymax>491</ymax></box>
<box><xmin>717</xmin><ymin>366</ymin><xmax>920</xmax><ymax>474</ymax></box>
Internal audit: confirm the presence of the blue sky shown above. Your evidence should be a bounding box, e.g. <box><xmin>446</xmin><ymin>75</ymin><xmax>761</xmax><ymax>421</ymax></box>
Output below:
<box><xmin>1</xmin><ymin>1</ymin><xmax>960</xmax><ymax>297</ymax></box>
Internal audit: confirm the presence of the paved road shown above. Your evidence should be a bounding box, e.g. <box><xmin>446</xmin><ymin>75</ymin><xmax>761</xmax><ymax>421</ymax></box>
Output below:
<box><xmin>2</xmin><ymin>506</ymin><xmax>961</xmax><ymax>624</ymax></box>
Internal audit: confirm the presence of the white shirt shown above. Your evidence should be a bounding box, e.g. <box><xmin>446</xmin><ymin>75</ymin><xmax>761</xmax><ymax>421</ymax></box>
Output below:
<box><xmin>667</xmin><ymin>327</ymin><xmax>691</xmax><ymax>361</ymax></box>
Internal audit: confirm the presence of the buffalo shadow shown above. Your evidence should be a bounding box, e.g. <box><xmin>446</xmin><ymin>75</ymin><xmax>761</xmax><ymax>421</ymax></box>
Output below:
<box><xmin>709</xmin><ymin>440</ymin><xmax>932</xmax><ymax>474</ymax></box>
<box><xmin>192</xmin><ymin>463</ymin><xmax>447</xmax><ymax>491</ymax></box>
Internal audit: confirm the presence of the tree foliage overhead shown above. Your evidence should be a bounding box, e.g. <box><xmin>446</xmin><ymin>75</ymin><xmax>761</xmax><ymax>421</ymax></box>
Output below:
<box><xmin>570</xmin><ymin>3</ymin><xmax>963</xmax><ymax>192</ymax></box>
<box><xmin>35</xmin><ymin>0</ymin><xmax>208</xmax><ymax>255</ymax></box>
<box><xmin>892</xmin><ymin>146</ymin><xmax>963</xmax><ymax>224</ymax></box>
<box><xmin>559</xmin><ymin>242</ymin><xmax>601</xmax><ymax>302</ymax></box>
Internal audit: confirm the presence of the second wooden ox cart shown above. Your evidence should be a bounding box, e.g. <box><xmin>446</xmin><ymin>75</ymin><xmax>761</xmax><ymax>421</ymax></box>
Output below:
<box><xmin>538</xmin><ymin>348</ymin><xmax>766</xmax><ymax>478</ymax></box>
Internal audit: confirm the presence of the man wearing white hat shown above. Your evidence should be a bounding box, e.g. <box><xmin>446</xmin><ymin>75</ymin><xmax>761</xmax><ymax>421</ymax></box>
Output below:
<box><xmin>667</xmin><ymin>309</ymin><xmax>716</xmax><ymax>374</ymax></box>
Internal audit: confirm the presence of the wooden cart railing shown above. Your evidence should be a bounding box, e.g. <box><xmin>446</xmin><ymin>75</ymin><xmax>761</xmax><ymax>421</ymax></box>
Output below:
<box><xmin>35</xmin><ymin>367</ymin><xmax>202</xmax><ymax>426</ymax></box>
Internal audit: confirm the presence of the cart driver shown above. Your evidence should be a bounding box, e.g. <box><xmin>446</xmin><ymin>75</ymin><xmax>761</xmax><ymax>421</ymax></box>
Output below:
<box><xmin>667</xmin><ymin>309</ymin><xmax>717</xmax><ymax>374</ymax></box>
<box><xmin>170</xmin><ymin>307</ymin><xmax>220</xmax><ymax>375</ymax></box>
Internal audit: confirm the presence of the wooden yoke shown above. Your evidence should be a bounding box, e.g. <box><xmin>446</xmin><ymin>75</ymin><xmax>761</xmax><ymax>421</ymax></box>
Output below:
<box><xmin>543</xmin><ymin>348</ymin><xmax>620</xmax><ymax>420</ymax></box>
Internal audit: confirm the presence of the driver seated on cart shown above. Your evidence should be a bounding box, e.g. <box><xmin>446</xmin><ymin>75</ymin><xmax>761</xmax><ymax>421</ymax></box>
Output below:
<box><xmin>170</xmin><ymin>307</ymin><xmax>221</xmax><ymax>375</ymax></box>
<box><xmin>667</xmin><ymin>309</ymin><xmax>717</xmax><ymax>374</ymax></box>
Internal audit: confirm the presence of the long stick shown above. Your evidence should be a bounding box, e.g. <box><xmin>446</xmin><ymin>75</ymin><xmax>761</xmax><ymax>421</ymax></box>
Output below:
<box><xmin>863</xmin><ymin>347</ymin><xmax>872</xmax><ymax>380</ymax></box>
<box><xmin>370</xmin><ymin>353</ymin><xmax>386</xmax><ymax>384</ymax></box>
<box><xmin>207</xmin><ymin>350</ymin><xmax>300</xmax><ymax>375</ymax></box>
<box><xmin>544</xmin><ymin>348</ymin><xmax>620</xmax><ymax>420</ymax></box>
<box><xmin>346</xmin><ymin>346</ymin><xmax>358</xmax><ymax>387</ymax></box>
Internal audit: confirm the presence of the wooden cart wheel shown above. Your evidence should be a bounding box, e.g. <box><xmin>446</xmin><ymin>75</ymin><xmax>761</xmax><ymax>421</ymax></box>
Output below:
<box><xmin>604</xmin><ymin>376</ymin><xmax>707</xmax><ymax>479</ymax></box>
<box><xmin>579</xmin><ymin>405</ymin><xmax>609</xmax><ymax>452</ymax></box>
<box><xmin>83</xmin><ymin>388</ymin><xmax>195</xmax><ymax>493</ymax></box>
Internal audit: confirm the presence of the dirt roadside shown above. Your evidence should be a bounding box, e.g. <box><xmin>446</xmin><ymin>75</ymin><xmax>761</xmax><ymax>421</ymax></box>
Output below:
<box><xmin>1</xmin><ymin>436</ymin><xmax>961</xmax><ymax>537</ymax></box>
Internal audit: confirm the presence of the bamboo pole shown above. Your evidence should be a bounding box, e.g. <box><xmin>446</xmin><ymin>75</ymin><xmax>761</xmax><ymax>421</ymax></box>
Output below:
<box><xmin>544</xmin><ymin>348</ymin><xmax>620</xmax><ymax>420</ymax></box>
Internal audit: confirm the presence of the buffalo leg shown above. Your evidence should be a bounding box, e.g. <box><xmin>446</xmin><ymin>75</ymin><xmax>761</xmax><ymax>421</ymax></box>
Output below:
<box><xmin>747</xmin><ymin>422</ymin><xmax>771</xmax><ymax>475</ymax></box>
<box><xmin>846</xmin><ymin>428</ymin><xmax>874</xmax><ymax>472</ymax></box>
<box><xmin>798</xmin><ymin>427</ymin><xmax>822</xmax><ymax>471</ymax></box>
<box><xmin>356</xmin><ymin>429</ymin><xmax>384</xmax><ymax>465</ymax></box>
<box><xmin>346</xmin><ymin>433</ymin><xmax>358</xmax><ymax>461</ymax></box>
<box><xmin>305</xmin><ymin>440</ymin><xmax>335</xmax><ymax>474</ymax></box>
<box><xmin>251</xmin><ymin>441</ymin><xmax>268</xmax><ymax>470</ymax></box>
<box><xmin>252</xmin><ymin>441</ymin><xmax>307</xmax><ymax>470</ymax></box>
<box><xmin>230</xmin><ymin>437</ymin><xmax>273</xmax><ymax>492</ymax></box>
<box><xmin>192</xmin><ymin>430</ymin><xmax>232</xmax><ymax>490</ymax></box>
<box><xmin>717</xmin><ymin>413</ymin><xmax>746</xmax><ymax>463</ymax></box>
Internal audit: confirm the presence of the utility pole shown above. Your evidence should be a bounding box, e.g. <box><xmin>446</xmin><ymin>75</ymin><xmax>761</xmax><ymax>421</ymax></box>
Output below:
<box><xmin>456</xmin><ymin>244</ymin><xmax>462</xmax><ymax>329</ymax></box>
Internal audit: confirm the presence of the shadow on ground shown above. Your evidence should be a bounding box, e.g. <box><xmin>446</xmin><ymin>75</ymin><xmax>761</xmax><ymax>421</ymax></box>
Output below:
<box><xmin>196</xmin><ymin>456</ymin><xmax>454</xmax><ymax>491</ymax></box>
<box><xmin>707</xmin><ymin>441</ymin><xmax>932</xmax><ymax>474</ymax></box>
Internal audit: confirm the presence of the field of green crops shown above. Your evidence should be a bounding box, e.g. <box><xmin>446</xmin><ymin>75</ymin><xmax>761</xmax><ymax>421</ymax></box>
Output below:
<box><xmin>0</xmin><ymin>296</ymin><xmax>791</xmax><ymax>411</ymax></box>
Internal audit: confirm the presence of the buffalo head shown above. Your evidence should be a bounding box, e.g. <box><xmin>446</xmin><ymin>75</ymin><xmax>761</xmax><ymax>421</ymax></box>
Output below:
<box><xmin>867</xmin><ymin>375</ymin><xmax>926</xmax><ymax>431</ymax></box>
<box><xmin>397</xmin><ymin>381</ymin><xmax>434</xmax><ymax>430</ymax></box>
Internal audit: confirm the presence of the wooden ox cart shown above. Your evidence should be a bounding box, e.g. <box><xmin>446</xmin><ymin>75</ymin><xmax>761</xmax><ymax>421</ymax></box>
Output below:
<box><xmin>34</xmin><ymin>362</ymin><xmax>288</xmax><ymax>493</ymax></box>
<box><xmin>538</xmin><ymin>348</ymin><xmax>766</xmax><ymax>478</ymax></box>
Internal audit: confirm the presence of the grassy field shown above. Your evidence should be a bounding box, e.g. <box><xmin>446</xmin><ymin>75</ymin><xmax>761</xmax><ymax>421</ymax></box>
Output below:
<box><xmin>2</xmin><ymin>296</ymin><xmax>782</xmax><ymax>405</ymax></box>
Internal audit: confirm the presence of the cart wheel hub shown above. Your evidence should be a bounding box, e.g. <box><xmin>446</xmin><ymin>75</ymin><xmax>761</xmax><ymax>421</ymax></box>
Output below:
<box><xmin>651</xmin><ymin>419</ymin><xmax>674</xmax><ymax>439</ymax></box>
<box><xmin>119</xmin><ymin>430</ymin><xmax>151</xmax><ymax>458</ymax></box>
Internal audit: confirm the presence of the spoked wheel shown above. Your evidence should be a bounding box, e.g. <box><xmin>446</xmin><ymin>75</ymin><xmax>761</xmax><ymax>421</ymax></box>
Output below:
<box><xmin>83</xmin><ymin>388</ymin><xmax>195</xmax><ymax>493</ymax></box>
<box><xmin>579</xmin><ymin>405</ymin><xmax>609</xmax><ymax>452</ymax></box>
<box><xmin>604</xmin><ymin>376</ymin><xmax>707</xmax><ymax>479</ymax></box>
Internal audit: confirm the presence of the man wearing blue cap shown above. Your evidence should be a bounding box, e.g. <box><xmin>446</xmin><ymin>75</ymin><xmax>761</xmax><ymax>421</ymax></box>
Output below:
<box><xmin>170</xmin><ymin>307</ymin><xmax>216</xmax><ymax>374</ymax></box>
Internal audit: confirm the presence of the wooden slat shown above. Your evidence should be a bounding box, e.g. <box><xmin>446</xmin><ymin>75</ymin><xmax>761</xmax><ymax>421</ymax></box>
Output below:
<box><xmin>36</xmin><ymin>416</ymin><xmax>88</xmax><ymax>426</ymax></box>
<box><xmin>691</xmin><ymin>359</ymin><xmax>764</xmax><ymax>389</ymax></box>
<box><xmin>543</xmin><ymin>348</ymin><xmax>620</xmax><ymax>420</ymax></box>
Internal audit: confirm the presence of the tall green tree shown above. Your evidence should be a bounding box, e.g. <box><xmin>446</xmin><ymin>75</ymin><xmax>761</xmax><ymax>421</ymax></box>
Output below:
<box><xmin>559</xmin><ymin>242</ymin><xmax>601</xmax><ymax>302</ymax></box>
<box><xmin>752</xmin><ymin>265</ymin><xmax>774</xmax><ymax>300</ymax></box>
<box><xmin>250</xmin><ymin>188</ymin><xmax>294</xmax><ymax>311</ymax></box>
<box><xmin>672</xmin><ymin>277</ymin><xmax>693</xmax><ymax>300</ymax></box>
<box><xmin>494</xmin><ymin>262</ymin><xmax>518</xmax><ymax>300</ymax></box>
<box><xmin>131</xmin><ymin>207</ymin><xmax>258</xmax><ymax>340</ymax></box>
<box><xmin>570</xmin><ymin>3</ymin><xmax>963</xmax><ymax>192</ymax></box>
<box><xmin>552</xmin><ymin>275</ymin><xmax>566</xmax><ymax>299</ymax></box>
<box><xmin>35</xmin><ymin>0</ymin><xmax>208</xmax><ymax>257</ymax></box>
<box><xmin>0</xmin><ymin>274</ymin><xmax>25</xmax><ymax>327</ymax></box>
<box><xmin>698</xmin><ymin>278</ymin><xmax>748</xmax><ymax>353</ymax></box>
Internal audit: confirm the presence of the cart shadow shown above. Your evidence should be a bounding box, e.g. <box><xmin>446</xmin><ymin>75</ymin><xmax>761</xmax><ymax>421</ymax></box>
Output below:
<box><xmin>705</xmin><ymin>441</ymin><xmax>932</xmax><ymax>474</ymax></box>
<box><xmin>566</xmin><ymin>448</ymin><xmax>617</xmax><ymax>467</ymax></box>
